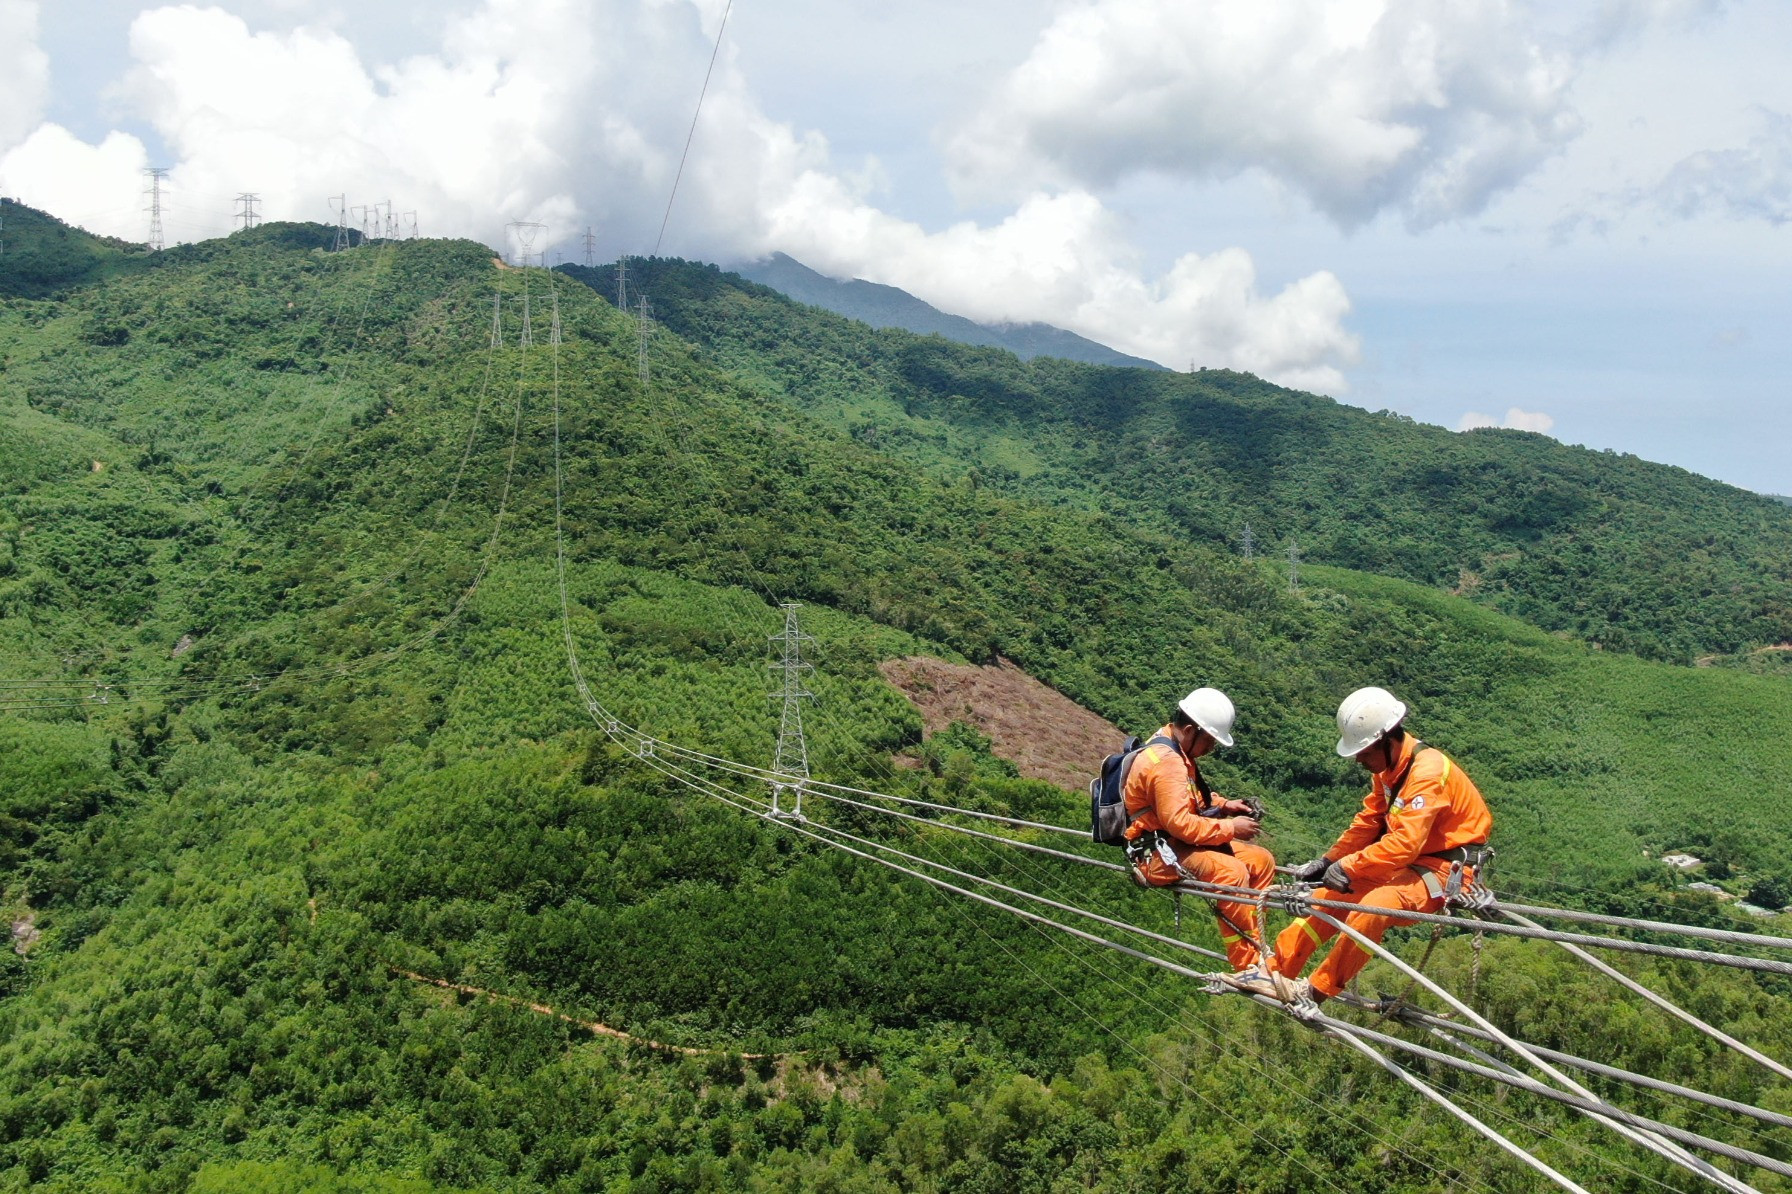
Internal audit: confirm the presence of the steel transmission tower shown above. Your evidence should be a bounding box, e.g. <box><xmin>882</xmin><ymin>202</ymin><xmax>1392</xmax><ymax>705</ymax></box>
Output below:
<box><xmin>507</xmin><ymin>221</ymin><xmax>547</xmax><ymax>267</ymax></box>
<box><xmin>143</xmin><ymin>168</ymin><xmax>169</xmax><ymax>251</ymax></box>
<box><xmin>768</xmin><ymin>603</ymin><xmax>814</xmax><ymax>818</ymax></box>
<box><xmin>1240</xmin><ymin>522</ymin><xmax>1255</xmax><ymax>561</ymax></box>
<box><xmin>582</xmin><ymin>226</ymin><xmax>597</xmax><ymax>267</ymax></box>
<box><xmin>614</xmin><ymin>255</ymin><xmax>628</xmax><ymax>309</ymax></box>
<box><xmin>1288</xmin><ymin>539</ymin><xmax>1301</xmax><ymax>591</ymax></box>
<box><xmin>549</xmin><ymin>290</ymin><xmax>562</xmax><ymax>347</ymax></box>
<box><xmin>489</xmin><ymin>293</ymin><xmax>503</xmax><ymax>349</ymax></box>
<box><xmin>330</xmin><ymin>195</ymin><xmax>351</xmax><ymax>251</ymax></box>
<box><xmin>519</xmin><ymin>292</ymin><xmax>533</xmax><ymax>347</ymax></box>
<box><xmin>234</xmin><ymin>192</ymin><xmax>261</xmax><ymax>231</ymax></box>
<box><xmin>635</xmin><ymin>295</ymin><xmax>652</xmax><ymax>386</ymax></box>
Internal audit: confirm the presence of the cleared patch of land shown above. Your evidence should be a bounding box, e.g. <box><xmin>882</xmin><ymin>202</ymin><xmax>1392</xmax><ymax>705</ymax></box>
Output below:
<box><xmin>879</xmin><ymin>655</ymin><xmax>1125</xmax><ymax>791</ymax></box>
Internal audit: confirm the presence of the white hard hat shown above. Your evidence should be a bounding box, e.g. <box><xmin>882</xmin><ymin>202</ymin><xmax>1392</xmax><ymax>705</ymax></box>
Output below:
<box><xmin>1178</xmin><ymin>687</ymin><xmax>1236</xmax><ymax>748</ymax></box>
<box><xmin>1335</xmin><ymin>686</ymin><xmax>1407</xmax><ymax>757</ymax></box>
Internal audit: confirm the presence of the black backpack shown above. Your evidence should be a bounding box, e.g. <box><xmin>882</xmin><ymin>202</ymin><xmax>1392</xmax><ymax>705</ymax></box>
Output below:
<box><xmin>1090</xmin><ymin>735</ymin><xmax>1177</xmax><ymax>846</ymax></box>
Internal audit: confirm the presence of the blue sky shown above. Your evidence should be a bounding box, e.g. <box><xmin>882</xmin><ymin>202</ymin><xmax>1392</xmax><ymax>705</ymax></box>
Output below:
<box><xmin>1</xmin><ymin>0</ymin><xmax>1787</xmax><ymax>493</ymax></box>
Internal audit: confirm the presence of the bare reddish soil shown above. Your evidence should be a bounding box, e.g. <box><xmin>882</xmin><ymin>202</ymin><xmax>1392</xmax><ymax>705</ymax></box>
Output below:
<box><xmin>879</xmin><ymin>656</ymin><xmax>1126</xmax><ymax>791</ymax></box>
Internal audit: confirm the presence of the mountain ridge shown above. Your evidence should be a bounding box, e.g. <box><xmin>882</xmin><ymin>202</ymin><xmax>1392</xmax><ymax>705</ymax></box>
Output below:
<box><xmin>731</xmin><ymin>250</ymin><xmax>1167</xmax><ymax>371</ymax></box>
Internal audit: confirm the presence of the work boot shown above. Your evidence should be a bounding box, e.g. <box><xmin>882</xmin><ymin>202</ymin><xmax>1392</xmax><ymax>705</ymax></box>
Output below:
<box><xmin>1223</xmin><ymin>967</ymin><xmax>1294</xmax><ymax>1000</ymax></box>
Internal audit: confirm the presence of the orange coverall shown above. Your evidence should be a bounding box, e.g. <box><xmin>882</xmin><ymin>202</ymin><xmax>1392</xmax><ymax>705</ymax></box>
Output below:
<box><xmin>1123</xmin><ymin>726</ymin><xmax>1276</xmax><ymax>969</ymax></box>
<box><xmin>1273</xmin><ymin>735</ymin><xmax>1492</xmax><ymax>998</ymax></box>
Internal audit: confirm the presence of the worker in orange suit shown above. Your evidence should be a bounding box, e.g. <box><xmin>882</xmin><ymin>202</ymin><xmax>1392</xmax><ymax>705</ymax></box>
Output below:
<box><xmin>1273</xmin><ymin>686</ymin><xmax>1493</xmax><ymax>1005</ymax></box>
<box><xmin>1123</xmin><ymin>687</ymin><xmax>1279</xmax><ymax>982</ymax></box>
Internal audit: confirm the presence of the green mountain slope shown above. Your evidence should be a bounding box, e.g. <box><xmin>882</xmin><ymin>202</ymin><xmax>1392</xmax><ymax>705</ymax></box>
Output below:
<box><xmin>0</xmin><ymin>199</ymin><xmax>154</xmax><ymax>299</ymax></box>
<box><xmin>569</xmin><ymin>258</ymin><xmax>1792</xmax><ymax>664</ymax></box>
<box><xmin>3</xmin><ymin>214</ymin><xmax>1791</xmax><ymax>1191</ymax></box>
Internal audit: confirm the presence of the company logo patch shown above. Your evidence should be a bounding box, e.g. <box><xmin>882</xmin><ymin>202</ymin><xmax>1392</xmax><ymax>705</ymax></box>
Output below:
<box><xmin>1409</xmin><ymin>796</ymin><xmax>1426</xmax><ymax>810</ymax></box>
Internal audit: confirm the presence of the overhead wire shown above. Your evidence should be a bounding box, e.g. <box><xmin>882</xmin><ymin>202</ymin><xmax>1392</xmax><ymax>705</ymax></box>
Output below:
<box><xmin>624</xmin><ymin>715</ymin><xmax>1792</xmax><ymax>1183</ymax></box>
<box><xmin>653</xmin><ymin>0</ymin><xmax>737</xmax><ymax>257</ymax></box>
<box><xmin>682</xmin><ymin>741</ymin><xmax>1778</xmax><ymax>1189</ymax></box>
<box><xmin>1494</xmin><ymin>906</ymin><xmax>1792</xmax><ymax>1086</ymax></box>
<box><xmin>1339</xmin><ymin>995</ymin><xmax>1792</xmax><ymax>1134</ymax></box>
<box><xmin>640</xmin><ymin>691</ymin><xmax>1792</xmax><ymax>1118</ymax></box>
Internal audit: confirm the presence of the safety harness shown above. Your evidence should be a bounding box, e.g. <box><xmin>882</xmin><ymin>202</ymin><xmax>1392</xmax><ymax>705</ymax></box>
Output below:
<box><xmin>1374</xmin><ymin>741</ymin><xmax>1493</xmax><ymax>899</ymax></box>
<box><xmin>1121</xmin><ymin>738</ymin><xmax>1221</xmax><ymax>879</ymax></box>
<box><xmin>1118</xmin><ymin>746</ymin><xmax>1275</xmax><ymax>960</ymax></box>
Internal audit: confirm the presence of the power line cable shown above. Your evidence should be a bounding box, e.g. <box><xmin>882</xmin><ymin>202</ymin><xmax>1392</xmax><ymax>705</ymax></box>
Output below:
<box><xmin>653</xmin><ymin>0</ymin><xmax>736</xmax><ymax>257</ymax></box>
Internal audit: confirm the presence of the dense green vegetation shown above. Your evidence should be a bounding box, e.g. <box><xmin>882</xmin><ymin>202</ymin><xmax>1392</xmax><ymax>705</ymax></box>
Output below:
<box><xmin>572</xmin><ymin>259</ymin><xmax>1792</xmax><ymax>664</ymax></box>
<box><xmin>3</xmin><ymin>208</ymin><xmax>1791</xmax><ymax>1191</ymax></box>
<box><xmin>0</xmin><ymin>200</ymin><xmax>154</xmax><ymax>300</ymax></box>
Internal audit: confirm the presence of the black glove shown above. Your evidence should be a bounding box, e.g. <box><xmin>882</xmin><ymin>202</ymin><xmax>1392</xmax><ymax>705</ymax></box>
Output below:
<box><xmin>1322</xmin><ymin>860</ymin><xmax>1354</xmax><ymax>893</ymax></box>
<box><xmin>1289</xmin><ymin>857</ymin><xmax>1331</xmax><ymax>883</ymax></box>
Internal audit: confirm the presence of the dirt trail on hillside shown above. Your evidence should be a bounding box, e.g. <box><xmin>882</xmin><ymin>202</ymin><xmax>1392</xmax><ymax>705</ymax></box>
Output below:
<box><xmin>879</xmin><ymin>656</ymin><xmax>1125</xmax><ymax>791</ymax></box>
<box><xmin>391</xmin><ymin>968</ymin><xmax>773</xmax><ymax>1057</ymax></box>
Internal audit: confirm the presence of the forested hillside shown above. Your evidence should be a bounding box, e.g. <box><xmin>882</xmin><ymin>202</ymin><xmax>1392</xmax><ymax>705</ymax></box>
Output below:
<box><xmin>3</xmin><ymin>208</ymin><xmax>1791</xmax><ymax>1191</ymax></box>
<box><xmin>567</xmin><ymin>258</ymin><xmax>1792</xmax><ymax>664</ymax></box>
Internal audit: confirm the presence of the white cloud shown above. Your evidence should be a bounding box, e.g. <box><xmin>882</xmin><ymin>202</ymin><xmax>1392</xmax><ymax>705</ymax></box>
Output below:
<box><xmin>1458</xmin><ymin>407</ymin><xmax>1555</xmax><ymax>433</ymax></box>
<box><xmin>1653</xmin><ymin>108</ymin><xmax>1792</xmax><ymax>225</ymax></box>
<box><xmin>759</xmin><ymin>186</ymin><xmax>1359</xmax><ymax>390</ymax></box>
<box><xmin>0</xmin><ymin>1</ymin><xmax>50</xmax><ymax>154</ymax></box>
<box><xmin>947</xmin><ymin>0</ymin><xmax>1587</xmax><ymax>230</ymax></box>
<box><xmin>0</xmin><ymin>125</ymin><xmax>148</xmax><ymax>226</ymax></box>
<box><xmin>0</xmin><ymin>0</ymin><xmax>1358</xmax><ymax>390</ymax></box>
